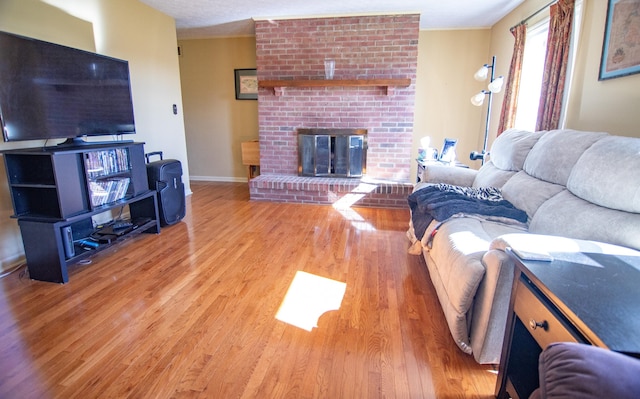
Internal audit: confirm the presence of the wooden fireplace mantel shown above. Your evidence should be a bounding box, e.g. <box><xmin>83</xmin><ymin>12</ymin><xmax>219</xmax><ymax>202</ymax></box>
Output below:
<box><xmin>258</xmin><ymin>78</ymin><xmax>411</xmax><ymax>96</ymax></box>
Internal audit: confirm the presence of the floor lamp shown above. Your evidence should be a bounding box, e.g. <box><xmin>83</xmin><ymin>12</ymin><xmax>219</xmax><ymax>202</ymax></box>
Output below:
<box><xmin>470</xmin><ymin>56</ymin><xmax>503</xmax><ymax>164</ymax></box>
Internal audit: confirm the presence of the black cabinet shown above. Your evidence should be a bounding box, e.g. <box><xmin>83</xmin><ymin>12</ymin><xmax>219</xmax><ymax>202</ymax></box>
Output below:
<box><xmin>5</xmin><ymin>151</ymin><xmax>87</xmax><ymax>219</ymax></box>
<box><xmin>3</xmin><ymin>142</ymin><xmax>160</xmax><ymax>283</ymax></box>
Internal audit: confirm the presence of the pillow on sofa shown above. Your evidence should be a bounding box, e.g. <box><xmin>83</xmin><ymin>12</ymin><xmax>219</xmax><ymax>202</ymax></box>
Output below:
<box><xmin>530</xmin><ymin>342</ymin><xmax>640</xmax><ymax>399</ymax></box>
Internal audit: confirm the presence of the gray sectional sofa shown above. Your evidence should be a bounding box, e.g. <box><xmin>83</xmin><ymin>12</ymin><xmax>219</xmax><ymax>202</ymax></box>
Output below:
<box><xmin>407</xmin><ymin>128</ymin><xmax>640</xmax><ymax>364</ymax></box>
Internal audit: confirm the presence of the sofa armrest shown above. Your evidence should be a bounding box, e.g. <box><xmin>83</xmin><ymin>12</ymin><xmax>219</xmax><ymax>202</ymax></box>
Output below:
<box><xmin>469</xmin><ymin>248</ymin><xmax>516</xmax><ymax>364</ymax></box>
<box><xmin>421</xmin><ymin>163</ymin><xmax>477</xmax><ymax>187</ymax></box>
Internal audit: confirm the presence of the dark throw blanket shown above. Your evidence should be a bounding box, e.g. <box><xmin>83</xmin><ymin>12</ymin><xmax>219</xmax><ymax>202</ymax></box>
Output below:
<box><xmin>408</xmin><ymin>184</ymin><xmax>528</xmax><ymax>241</ymax></box>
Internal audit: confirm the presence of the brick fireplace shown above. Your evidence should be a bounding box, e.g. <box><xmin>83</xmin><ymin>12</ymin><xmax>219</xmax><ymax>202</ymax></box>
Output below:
<box><xmin>249</xmin><ymin>14</ymin><xmax>419</xmax><ymax>207</ymax></box>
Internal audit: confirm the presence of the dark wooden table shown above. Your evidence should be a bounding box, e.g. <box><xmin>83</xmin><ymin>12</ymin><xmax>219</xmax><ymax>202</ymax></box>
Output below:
<box><xmin>495</xmin><ymin>245</ymin><xmax>640</xmax><ymax>398</ymax></box>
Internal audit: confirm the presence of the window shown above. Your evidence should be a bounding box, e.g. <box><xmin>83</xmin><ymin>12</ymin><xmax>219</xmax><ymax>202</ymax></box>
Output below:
<box><xmin>513</xmin><ymin>0</ymin><xmax>583</xmax><ymax>131</ymax></box>
<box><xmin>514</xmin><ymin>19</ymin><xmax>549</xmax><ymax>131</ymax></box>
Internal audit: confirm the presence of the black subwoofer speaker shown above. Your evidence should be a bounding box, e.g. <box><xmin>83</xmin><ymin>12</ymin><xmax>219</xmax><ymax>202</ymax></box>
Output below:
<box><xmin>145</xmin><ymin>152</ymin><xmax>186</xmax><ymax>226</ymax></box>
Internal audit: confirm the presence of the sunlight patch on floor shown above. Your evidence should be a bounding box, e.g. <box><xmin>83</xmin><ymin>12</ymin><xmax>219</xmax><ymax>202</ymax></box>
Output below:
<box><xmin>332</xmin><ymin>182</ymin><xmax>378</xmax><ymax>231</ymax></box>
<box><xmin>276</xmin><ymin>271</ymin><xmax>347</xmax><ymax>331</ymax></box>
<box><xmin>333</xmin><ymin>206</ymin><xmax>376</xmax><ymax>231</ymax></box>
<box><xmin>332</xmin><ymin>182</ymin><xmax>377</xmax><ymax>209</ymax></box>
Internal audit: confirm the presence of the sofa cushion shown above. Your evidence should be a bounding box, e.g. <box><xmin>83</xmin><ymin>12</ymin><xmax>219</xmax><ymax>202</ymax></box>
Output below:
<box><xmin>523</xmin><ymin>129</ymin><xmax>608</xmax><ymax>186</ymax></box>
<box><xmin>529</xmin><ymin>190</ymin><xmax>640</xmax><ymax>251</ymax></box>
<box><xmin>501</xmin><ymin>171</ymin><xmax>565</xmax><ymax>220</ymax></box>
<box><xmin>567</xmin><ymin>135</ymin><xmax>640</xmax><ymax>213</ymax></box>
<box><xmin>489</xmin><ymin>129</ymin><xmax>545</xmax><ymax>172</ymax></box>
<box><xmin>472</xmin><ymin>161</ymin><xmax>516</xmax><ymax>189</ymax></box>
<box><xmin>491</xmin><ymin>233</ymin><xmax>640</xmax><ymax>258</ymax></box>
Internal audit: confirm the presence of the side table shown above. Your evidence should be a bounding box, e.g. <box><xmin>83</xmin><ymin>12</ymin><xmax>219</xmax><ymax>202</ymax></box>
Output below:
<box><xmin>496</xmin><ymin>245</ymin><xmax>640</xmax><ymax>399</ymax></box>
<box><xmin>241</xmin><ymin>140</ymin><xmax>260</xmax><ymax>180</ymax></box>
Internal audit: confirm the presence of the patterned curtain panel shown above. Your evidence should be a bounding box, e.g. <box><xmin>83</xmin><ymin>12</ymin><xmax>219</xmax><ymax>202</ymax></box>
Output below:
<box><xmin>497</xmin><ymin>23</ymin><xmax>527</xmax><ymax>136</ymax></box>
<box><xmin>535</xmin><ymin>0</ymin><xmax>575</xmax><ymax>131</ymax></box>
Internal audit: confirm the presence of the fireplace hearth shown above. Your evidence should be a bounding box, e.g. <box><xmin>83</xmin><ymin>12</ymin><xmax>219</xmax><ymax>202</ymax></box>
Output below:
<box><xmin>298</xmin><ymin>128</ymin><xmax>367</xmax><ymax>178</ymax></box>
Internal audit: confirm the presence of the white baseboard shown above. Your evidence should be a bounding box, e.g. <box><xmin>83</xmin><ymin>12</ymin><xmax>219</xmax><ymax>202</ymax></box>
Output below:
<box><xmin>0</xmin><ymin>254</ymin><xmax>26</xmax><ymax>276</ymax></box>
<box><xmin>189</xmin><ymin>176</ymin><xmax>247</xmax><ymax>183</ymax></box>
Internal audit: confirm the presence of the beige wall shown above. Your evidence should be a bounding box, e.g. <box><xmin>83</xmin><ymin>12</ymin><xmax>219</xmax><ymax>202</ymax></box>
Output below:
<box><xmin>564</xmin><ymin>0</ymin><xmax>640</xmax><ymax>136</ymax></box>
<box><xmin>0</xmin><ymin>0</ymin><xmax>189</xmax><ymax>273</ymax></box>
<box><xmin>178</xmin><ymin>37</ymin><xmax>258</xmax><ymax>181</ymax></box>
<box><xmin>412</xmin><ymin>29</ymin><xmax>492</xmax><ymax>178</ymax></box>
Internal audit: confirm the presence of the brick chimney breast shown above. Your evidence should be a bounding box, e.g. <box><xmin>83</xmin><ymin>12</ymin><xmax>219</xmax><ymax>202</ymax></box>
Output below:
<box><xmin>255</xmin><ymin>14</ymin><xmax>419</xmax><ymax>182</ymax></box>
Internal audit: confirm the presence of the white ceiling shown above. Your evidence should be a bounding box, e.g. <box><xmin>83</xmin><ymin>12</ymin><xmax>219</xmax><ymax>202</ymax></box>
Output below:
<box><xmin>139</xmin><ymin>0</ymin><xmax>526</xmax><ymax>39</ymax></box>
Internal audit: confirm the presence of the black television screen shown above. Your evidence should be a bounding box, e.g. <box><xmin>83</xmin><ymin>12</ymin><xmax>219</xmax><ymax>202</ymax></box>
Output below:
<box><xmin>0</xmin><ymin>30</ymin><xmax>135</xmax><ymax>143</ymax></box>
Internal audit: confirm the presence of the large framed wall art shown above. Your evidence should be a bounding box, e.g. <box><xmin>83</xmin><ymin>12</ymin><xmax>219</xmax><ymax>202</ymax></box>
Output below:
<box><xmin>599</xmin><ymin>0</ymin><xmax>640</xmax><ymax>80</ymax></box>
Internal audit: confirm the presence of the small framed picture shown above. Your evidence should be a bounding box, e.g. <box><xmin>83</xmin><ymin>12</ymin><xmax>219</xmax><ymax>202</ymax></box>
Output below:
<box><xmin>599</xmin><ymin>0</ymin><xmax>640</xmax><ymax>80</ymax></box>
<box><xmin>234</xmin><ymin>68</ymin><xmax>258</xmax><ymax>100</ymax></box>
<box><xmin>439</xmin><ymin>138</ymin><xmax>458</xmax><ymax>163</ymax></box>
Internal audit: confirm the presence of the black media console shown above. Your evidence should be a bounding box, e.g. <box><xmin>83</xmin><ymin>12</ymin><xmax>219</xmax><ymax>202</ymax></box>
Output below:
<box><xmin>3</xmin><ymin>142</ymin><xmax>160</xmax><ymax>283</ymax></box>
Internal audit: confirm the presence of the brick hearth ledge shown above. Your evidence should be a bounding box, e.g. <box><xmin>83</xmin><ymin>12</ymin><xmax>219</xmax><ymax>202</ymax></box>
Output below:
<box><xmin>249</xmin><ymin>175</ymin><xmax>413</xmax><ymax>209</ymax></box>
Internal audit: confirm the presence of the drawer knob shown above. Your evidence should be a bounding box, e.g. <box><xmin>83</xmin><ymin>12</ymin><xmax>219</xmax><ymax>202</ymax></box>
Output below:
<box><xmin>529</xmin><ymin>319</ymin><xmax>548</xmax><ymax>331</ymax></box>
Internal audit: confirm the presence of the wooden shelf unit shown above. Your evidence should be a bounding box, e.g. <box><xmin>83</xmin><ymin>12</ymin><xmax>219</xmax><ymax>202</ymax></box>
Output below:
<box><xmin>258</xmin><ymin>78</ymin><xmax>411</xmax><ymax>96</ymax></box>
<box><xmin>3</xmin><ymin>142</ymin><xmax>160</xmax><ymax>283</ymax></box>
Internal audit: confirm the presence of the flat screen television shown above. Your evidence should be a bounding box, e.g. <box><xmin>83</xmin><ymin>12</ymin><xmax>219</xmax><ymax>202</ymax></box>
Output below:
<box><xmin>0</xmin><ymin>30</ymin><xmax>135</xmax><ymax>145</ymax></box>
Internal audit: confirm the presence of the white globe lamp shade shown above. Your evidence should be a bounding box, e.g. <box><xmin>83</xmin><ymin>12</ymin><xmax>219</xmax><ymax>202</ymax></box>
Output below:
<box><xmin>474</xmin><ymin>65</ymin><xmax>489</xmax><ymax>81</ymax></box>
<box><xmin>488</xmin><ymin>76</ymin><xmax>504</xmax><ymax>93</ymax></box>
<box><xmin>470</xmin><ymin>92</ymin><xmax>486</xmax><ymax>106</ymax></box>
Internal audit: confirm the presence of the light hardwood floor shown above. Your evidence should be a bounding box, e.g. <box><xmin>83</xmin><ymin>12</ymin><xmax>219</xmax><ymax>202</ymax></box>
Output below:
<box><xmin>0</xmin><ymin>182</ymin><xmax>497</xmax><ymax>398</ymax></box>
